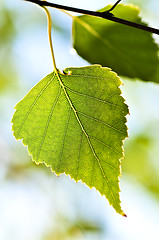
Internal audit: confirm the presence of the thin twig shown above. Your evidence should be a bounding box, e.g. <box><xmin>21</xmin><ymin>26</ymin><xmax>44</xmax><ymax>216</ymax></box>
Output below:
<box><xmin>24</xmin><ymin>0</ymin><xmax>159</xmax><ymax>35</ymax></box>
<box><xmin>108</xmin><ymin>0</ymin><xmax>122</xmax><ymax>12</ymax></box>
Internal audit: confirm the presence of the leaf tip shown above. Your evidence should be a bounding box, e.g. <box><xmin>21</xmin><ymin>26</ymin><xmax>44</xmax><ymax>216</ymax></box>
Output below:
<box><xmin>123</xmin><ymin>213</ymin><xmax>127</xmax><ymax>218</ymax></box>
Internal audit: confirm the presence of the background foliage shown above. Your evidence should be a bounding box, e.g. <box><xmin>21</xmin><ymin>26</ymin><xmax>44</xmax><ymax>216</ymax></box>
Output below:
<box><xmin>73</xmin><ymin>4</ymin><xmax>159</xmax><ymax>82</ymax></box>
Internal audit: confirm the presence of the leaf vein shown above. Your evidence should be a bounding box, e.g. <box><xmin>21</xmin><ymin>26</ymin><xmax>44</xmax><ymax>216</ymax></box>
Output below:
<box><xmin>58</xmin><ymin>107</ymin><xmax>71</xmax><ymax>172</ymax></box>
<box><xmin>36</xmin><ymin>87</ymin><xmax>61</xmax><ymax>161</ymax></box>
<box><xmin>89</xmin><ymin>135</ymin><xmax>120</xmax><ymax>155</ymax></box>
<box><xmin>77</xmin><ymin>111</ymin><xmax>125</xmax><ymax>134</ymax></box>
<box><xmin>87</xmin><ymin>136</ymin><xmax>117</xmax><ymax>205</ymax></box>
<box><xmin>76</xmin><ymin>131</ymin><xmax>83</xmax><ymax>179</ymax></box>
<box><xmin>16</xmin><ymin>73</ymin><xmax>55</xmax><ymax>137</ymax></box>
<box><xmin>65</xmin><ymin>85</ymin><xmax>123</xmax><ymax>109</ymax></box>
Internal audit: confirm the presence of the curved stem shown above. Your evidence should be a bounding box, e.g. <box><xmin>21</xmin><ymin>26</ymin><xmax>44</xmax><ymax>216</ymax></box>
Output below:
<box><xmin>42</xmin><ymin>5</ymin><xmax>57</xmax><ymax>72</ymax></box>
<box><xmin>42</xmin><ymin>5</ymin><xmax>65</xmax><ymax>90</ymax></box>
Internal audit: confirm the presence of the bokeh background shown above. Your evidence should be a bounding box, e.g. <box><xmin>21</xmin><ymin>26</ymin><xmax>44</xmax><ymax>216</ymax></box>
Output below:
<box><xmin>0</xmin><ymin>0</ymin><xmax>159</xmax><ymax>239</ymax></box>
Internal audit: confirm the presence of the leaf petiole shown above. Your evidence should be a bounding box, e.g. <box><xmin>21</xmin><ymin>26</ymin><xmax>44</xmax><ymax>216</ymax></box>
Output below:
<box><xmin>42</xmin><ymin>6</ymin><xmax>56</xmax><ymax>71</ymax></box>
<box><xmin>41</xmin><ymin>1</ymin><xmax>60</xmax><ymax>80</ymax></box>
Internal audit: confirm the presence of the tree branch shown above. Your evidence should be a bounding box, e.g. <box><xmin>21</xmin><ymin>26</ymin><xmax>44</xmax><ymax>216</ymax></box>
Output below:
<box><xmin>24</xmin><ymin>0</ymin><xmax>159</xmax><ymax>35</ymax></box>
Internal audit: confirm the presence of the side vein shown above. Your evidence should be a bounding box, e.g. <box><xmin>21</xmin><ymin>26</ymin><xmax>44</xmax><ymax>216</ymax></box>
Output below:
<box><xmin>76</xmin><ymin>131</ymin><xmax>83</xmax><ymax>179</ymax></box>
<box><xmin>77</xmin><ymin>111</ymin><xmax>125</xmax><ymax>134</ymax></box>
<box><xmin>65</xmin><ymin>85</ymin><xmax>123</xmax><ymax>109</ymax></box>
<box><xmin>16</xmin><ymin>73</ymin><xmax>55</xmax><ymax>137</ymax></box>
<box><xmin>36</xmin><ymin>86</ymin><xmax>61</xmax><ymax>161</ymax></box>
<box><xmin>89</xmin><ymin>135</ymin><xmax>120</xmax><ymax>155</ymax></box>
<box><xmin>58</xmin><ymin>107</ymin><xmax>71</xmax><ymax>171</ymax></box>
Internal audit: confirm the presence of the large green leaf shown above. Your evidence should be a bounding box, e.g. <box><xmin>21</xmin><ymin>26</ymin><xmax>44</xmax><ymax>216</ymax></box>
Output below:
<box><xmin>73</xmin><ymin>4</ymin><xmax>159</xmax><ymax>82</ymax></box>
<box><xmin>12</xmin><ymin>65</ymin><xmax>128</xmax><ymax>215</ymax></box>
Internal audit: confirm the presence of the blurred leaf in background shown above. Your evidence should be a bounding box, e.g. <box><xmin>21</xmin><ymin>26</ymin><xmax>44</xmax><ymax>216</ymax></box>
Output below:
<box><xmin>73</xmin><ymin>4</ymin><xmax>159</xmax><ymax>82</ymax></box>
<box><xmin>43</xmin><ymin>215</ymin><xmax>103</xmax><ymax>240</ymax></box>
<box><xmin>0</xmin><ymin>5</ymin><xmax>17</xmax><ymax>91</ymax></box>
<box><xmin>126</xmin><ymin>0</ymin><xmax>148</xmax><ymax>8</ymax></box>
<box><xmin>123</xmin><ymin>120</ymin><xmax>159</xmax><ymax>197</ymax></box>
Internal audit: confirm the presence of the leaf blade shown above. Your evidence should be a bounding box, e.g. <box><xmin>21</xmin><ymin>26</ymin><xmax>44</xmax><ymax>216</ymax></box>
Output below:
<box><xmin>12</xmin><ymin>65</ymin><xmax>128</xmax><ymax>215</ymax></box>
<box><xmin>73</xmin><ymin>4</ymin><xmax>159</xmax><ymax>82</ymax></box>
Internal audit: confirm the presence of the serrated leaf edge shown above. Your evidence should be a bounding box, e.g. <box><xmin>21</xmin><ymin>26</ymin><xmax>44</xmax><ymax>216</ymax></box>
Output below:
<box><xmin>12</xmin><ymin>65</ymin><xmax>129</xmax><ymax>216</ymax></box>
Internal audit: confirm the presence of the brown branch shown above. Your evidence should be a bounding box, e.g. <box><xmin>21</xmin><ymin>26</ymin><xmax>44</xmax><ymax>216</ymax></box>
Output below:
<box><xmin>24</xmin><ymin>0</ymin><xmax>159</xmax><ymax>35</ymax></box>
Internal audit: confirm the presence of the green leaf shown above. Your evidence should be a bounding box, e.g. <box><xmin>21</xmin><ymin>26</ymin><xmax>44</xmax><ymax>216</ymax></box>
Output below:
<box><xmin>12</xmin><ymin>65</ymin><xmax>128</xmax><ymax>215</ymax></box>
<box><xmin>73</xmin><ymin>4</ymin><xmax>159</xmax><ymax>82</ymax></box>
